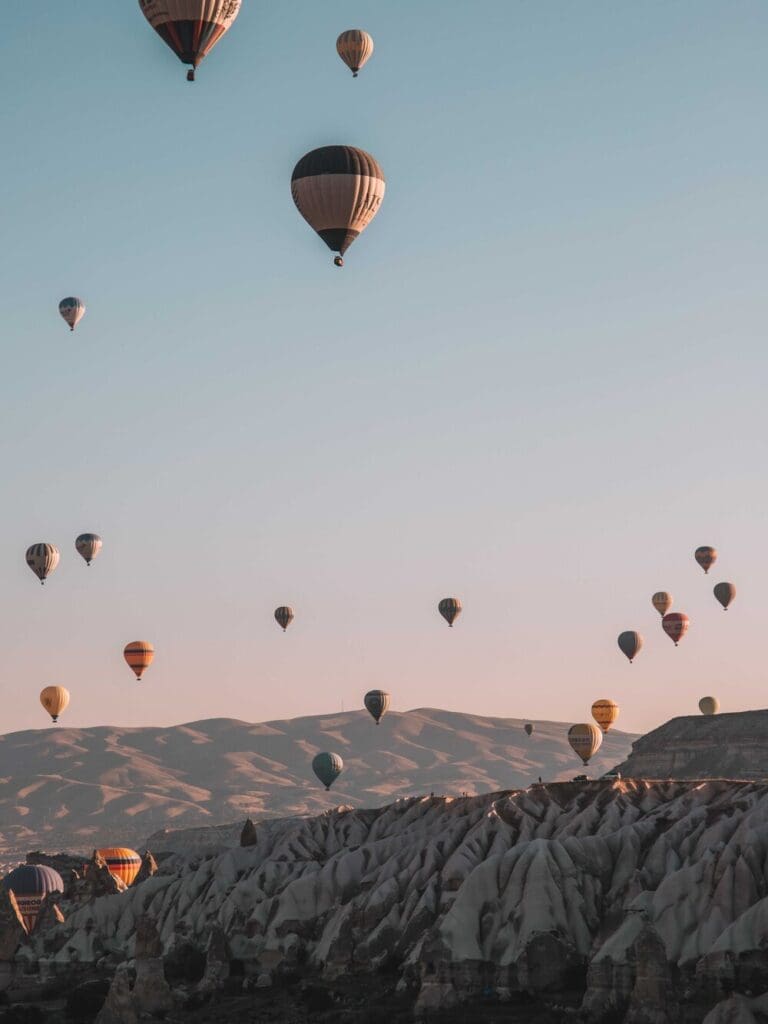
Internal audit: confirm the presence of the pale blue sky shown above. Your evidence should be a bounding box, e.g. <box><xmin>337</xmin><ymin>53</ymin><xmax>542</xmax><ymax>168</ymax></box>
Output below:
<box><xmin>0</xmin><ymin>2</ymin><xmax>766</xmax><ymax>734</ymax></box>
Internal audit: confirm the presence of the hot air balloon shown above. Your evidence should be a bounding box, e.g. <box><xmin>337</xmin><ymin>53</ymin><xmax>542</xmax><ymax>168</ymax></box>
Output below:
<box><xmin>40</xmin><ymin>686</ymin><xmax>70</xmax><ymax>723</ymax></box>
<box><xmin>291</xmin><ymin>146</ymin><xmax>386</xmax><ymax>267</ymax></box>
<box><xmin>138</xmin><ymin>0</ymin><xmax>242</xmax><ymax>81</ymax></box>
<box><xmin>617</xmin><ymin>630</ymin><xmax>642</xmax><ymax>663</ymax></box>
<box><xmin>652</xmin><ymin>592</ymin><xmax>673</xmax><ymax>617</ymax></box>
<box><xmin>662</xmin><ymin>612</ymin><xmax>689</xmax><ymax>646</ymax></box>
<box><xmin>438</xmin><ymin>597</ymin><xmax>462</xmax><ymax>627</ymax></box>
<box><xmin>274</xmin><ymin>606</ymin><xmax>294</xmax><ymax>632</ymax></box>
<box><xmin>364</xmin><ymin>689</ymin><xmax>390</xmax><ymax>725</ymax></box>
<box><xmin>58</xmin><ymin>297</ymin><xmax>85</xmax><ymax>332</ymax></box>
<box><xmin>312</xmin><ymin>752</ymin><xmax>344</xmax><ymax>791</ymax></box>
<box><xmin>591</xmin><ymin>699</ymin><xmax>619</xmax><ymax>733</ymax></box>
<box><xmin>695</xmin><ymin>546</ymin><xmax>717</xmax><ymax>574</ymax></box>
<box><xmin>699</xmin><ymin>696</ymin><xmax>720</xmax><ymax>716</ymax></box>
<box><xmin>75</xmin><ymin>533</ymin><xmax>102</xmax><ymax>566</ymax></box>
<box><xmin>124</xmin><ymin>641</ymin><xmax>154</xmax><ymax>680</ymax></box>
<box><xmin>336</xmin><ymin>29</ymin><xmax>374</xmax><ymax>77</ymax></box>
<box><xmin>95</xmin><ymin>848</ymin><xmax>142</xmax><ymax>887</ymax></box>
<box><xmin>524</xmin><ymin>723</ymin><xmax>534</xmax><ymax>737</ymax></box>
<box><xmin>713</xmin><ymin>582</ymin><xmax>736</xmax><ymax>611</ymax></box>
<box><xmin>26</xmin><ymin>543</ymin><xmax>60</xmax><ymax>585</ymax></box>
<box><xmin>568</xmin><ymin>723</ymin><xmax>603</xmax><ymax>766</ymax></box>
<box><xmin>1</xmin><ymin>865</ymin><xmax>63</xmax><ymax>933</ymax></box>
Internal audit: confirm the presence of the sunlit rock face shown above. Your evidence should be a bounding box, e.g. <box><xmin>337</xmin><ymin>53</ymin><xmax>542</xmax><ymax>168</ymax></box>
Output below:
<box><xmin>616</xmin><ymin>711</ymin><xmax>768</xmax><ymax>781</ymax></box>
<box><xmin>19</xmin><ymin>780</ymin><xmax>768</xmax><ymax>1020</ymax></box>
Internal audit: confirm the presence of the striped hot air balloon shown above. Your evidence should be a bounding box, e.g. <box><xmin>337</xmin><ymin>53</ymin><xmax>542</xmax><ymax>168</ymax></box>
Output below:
<box><xmin>591</xmin><ymin>698</ymin><xmax>619</xmax><ymax>733</ymax></box>
<box><xmin>138</xmin><ymin>0</ymin><xmax>242</xmax><ymax>81</ymax></box>
<box><xmin>95</xmin><ymin>848</ymin><xmax>142</xmax><ymax>887</ymax></box>
<box><xmin>26</xmin><ymin>543</ymin><xmax>60</xmax><ymax>585</ymax></box>
<box><xmin>312</xmin><ymin>752</ymin><xmax>343</xmax><ymax>791</ymax></box>
<box><xmin>336</xmin><ymin>29</ymin><xmax>374</xmax><ymax>77</ymax></box>
<box><xmin>58</xmin><ymin>297</ymin><xmax>85</xmax><ymax>331</ymax></box>
<box><xmin>651</xmin><ymin>591</ymin><xmax>673</xmax><ymax>617</ymax></box>
<box><xmin>75</xmin><ymin>533</ymin><xmax>102</xmax><ymax>566</ymax></box>
<box><xmin>40</xmin><ymin>686</ymin><xmax>70</xmax><ymax>723</ymax></box>
<box><xmin>274</xmin><ymin>606</ymin><xmax>294</xmax><ymax>632</ymax></box>
<box><xmin>662</xmin><ymin>612</ymin><xmax>690</xmax><ymax>646</ymax></box>
<box><xmin>2</xmin><ymin>865</ymin><xmax>63</xmax><ymax>933</ymax></box>
<box><xmin>364</xmin><ymin>689</ymin><xmax>390</xmax><ymax>725</ymax></box>
<box><xmin>438</xmin><ymin>597</ymin><xmax>462</xmax><ymax>627</ymax></box>
<box><xmin>291</xmin><ymin>146</ymin><xmax>386</xmax><ymax>267</ymax></box>
<box><xmin>568</xmin><ymin>723</ymin><xmax>603</xmax><ymax>766</ymax></box>
<box><xmin>124</xmin><ymin>641</ymin><xmax>154</xmax><ymax>680</ymax></box>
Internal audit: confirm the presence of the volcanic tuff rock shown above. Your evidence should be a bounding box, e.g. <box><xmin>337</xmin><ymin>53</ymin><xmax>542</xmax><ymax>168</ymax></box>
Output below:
<box><xmin>615</xmin><ymin>710</ymin><xmax>768</xmax><ymax>781</ymax></box>
<box><xmin>0</xmin><ymin>709</ymin><xmax>636</xmax><ymax>858</ymax></box>
<box><xmin>16</xmin><ymin>779</ymin><xmax>768</xmax><ymax>1021</ymax></box>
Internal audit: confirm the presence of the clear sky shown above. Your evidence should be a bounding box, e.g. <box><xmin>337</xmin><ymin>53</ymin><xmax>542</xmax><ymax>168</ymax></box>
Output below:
<box><xmin>0</xmin><ymin>2</ymin><xmax>766</xmax><ymax>735</ymax></box>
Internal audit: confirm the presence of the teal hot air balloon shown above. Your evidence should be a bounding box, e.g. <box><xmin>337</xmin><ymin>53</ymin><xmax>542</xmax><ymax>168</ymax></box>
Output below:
<box><xmin>364</xmin><ymin>689</ymin><xmax>390</xmax><ymax>725</ymax></box>
<box><xmin>312</xmin><ymin>752</ymin><xmax>343</xmax><ymax>791</ymax></box>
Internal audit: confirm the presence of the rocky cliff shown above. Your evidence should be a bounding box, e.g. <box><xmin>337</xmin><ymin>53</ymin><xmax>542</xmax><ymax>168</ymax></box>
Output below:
<box><xmin>615</xmin><ymin>710</ymin><xmax>768</xmax><ymax>780</ymax></box>
<box><xmin>9</xmin><ymin>779</ymin><xmax>768</xmax><ymax>1022</ymax></box>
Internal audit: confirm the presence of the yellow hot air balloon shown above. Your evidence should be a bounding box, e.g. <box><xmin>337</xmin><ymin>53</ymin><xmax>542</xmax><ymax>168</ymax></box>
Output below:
<box><xmin>123</xmin><ymin>641</ymin><xmax>154</xmax><ymax>681</ymax></box>
<box><xmin>568</xmin><ymin>723</ymin><xmax>603</xmax><ymax>765</ymax></box>
<box><xmin>652</xmin><ymin>592</ymin><xmax>673</xmax><ymax>617</ymax></box>
<box><xmin>336</xmin><ymin>29</ymin><xmax>374</xmax><ymax>77</ymax></box>
<box><xmin>699</xmin><ymin>696</ymin><xmax>720</xmax><ymax>715</ymax></box>
<box><xmin>591</xmin><ymin>699</ymin><xmax>619</xmax><ymax>733</ymax></box>
<box><xmin>40</xmin><ymin>686</ymin><xmax>70</xmax><ymax>723</ymax></box>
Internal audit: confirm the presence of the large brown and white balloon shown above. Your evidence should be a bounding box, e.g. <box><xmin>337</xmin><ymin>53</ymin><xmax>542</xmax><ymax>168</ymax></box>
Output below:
<box><xmin>26</xmin><ymin>543</ymin><xmax>60</xmax><ymax>585</ymax></box>
<box><xmin>291</xmin><ymin>146</ymin><xmax>385</xmax><ymax>267</ymax></box>
<box><xmin>568</xmin><ymin>723</ymin><xmax>603</xmax><ymax>765</ymax></box>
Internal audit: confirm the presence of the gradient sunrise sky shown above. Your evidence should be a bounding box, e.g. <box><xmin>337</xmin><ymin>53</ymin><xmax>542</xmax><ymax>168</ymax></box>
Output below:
<box><xmin>0</xmin><ymin>1</ymin><xmax>766</xmax><ymax>734</ymax></box>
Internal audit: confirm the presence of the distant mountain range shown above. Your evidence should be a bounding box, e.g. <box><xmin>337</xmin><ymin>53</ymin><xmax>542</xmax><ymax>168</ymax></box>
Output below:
<box><xmin>0</xmin><ymin>708</ymin><xmax>636</xmax><ymax>858</ymax></box>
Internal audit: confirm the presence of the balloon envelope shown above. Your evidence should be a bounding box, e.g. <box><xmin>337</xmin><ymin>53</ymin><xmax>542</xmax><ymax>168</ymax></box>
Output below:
<box><xmin>40</xmin><ymin>686</ymin><xmax>70</xmax><ymax>723</ymax></box>
<box><xmin>662</xmin><ymin>612</ymin><xmax>690</xmax><ymax>646</ymax></box>
<box><xmin>76</xmin><ymin>533</ymin><xmax>102</xmax><ymax>566</ymax></box>
<box><xmin>291</xmin><ymin>146</ymin><xmax>385</xmax><ymax>265</ymax></box>
<box><xmin>713</xmin><ymin>582</ymin><xmax>736</xmax><ymax>611</ymax></box>
<box><xmin>568</xmin><ymin>723</ymin><xmax>603</xmax><ymax>765</ymax></box>
<box><xmin>124</xmin><ymin>641</ymin><xmax>154</xmax><ymax>680</ymax></box>
<box><xmin>591</xmin><ymin>699</ymin><xmax>619</xmax><ymax>733</ymax></box>
<box><xmin>274</xmin><ymin>606</ymin><xmax>294</xmax><ymax>631</ymax></box>
<box><xmin>695</xmin><ymin>546</ymin><xmax>717</xmax><ymax>574</ymax></box>
<box><xmin>58</xmin><ymin>297</ymin><xmax>85</xmax><ymax>331</ymax></box>
<box><xmin>336</xmin><ymin>29</ymin><xmax>374</xmax><ymax>76</ymax></box>
<box><xmin>364</xmin><ymin>689</ymin><xmax>391</xmax><ymax>725</ymax></box>
<box><xmin>438</xmin><ymin>597</ymin><xmax>462</xmax><ymax>627</ymax></box>
<box><xmin>652</xmin><ymin>591</ymin><xmax>673</xmax><ymax>617</ymax></box>
<box><xmin>138</xmin><ymin>0</ymin><xmax>242</xmax><ymax>79</ymax></box>
<box><xmin>524</xmin><ymin>723</ymin><xmax>534</xmax><ymax>736</ymax></box>
<box><xmin>617</xmin><ymin>630</ymin><xmax>642</xmax><ymax>663</ymax></box>
<box><xmin>312</xmin><ymin>752</ymin><xmax>343</xmax><ymax>791</ymax></box>
<box><xmin>95</xmin><ymin>848</ymin><xmax>142</xmax><ymax>887</ymax></box>
<box><xmin>26</xmin><ymin>543</ymin><xmax>60</xmax><ymax>584</ymax></box>
<box><xmin>699</xmin><ymin>696</ymin><xmax>720</xmax><ymax>716</ymax></box>
<box><xmin>2</xmin><ymin>865</ymin><xmax>63</xmax><ymax>933</ymax></box>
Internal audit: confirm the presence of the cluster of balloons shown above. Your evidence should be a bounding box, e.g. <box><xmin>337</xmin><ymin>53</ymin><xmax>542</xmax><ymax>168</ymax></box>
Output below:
<box><xmin>566</xmin><ymin>699</ymin><xmax>621</xmax><ymax>766</ymax></box>
<box><xmin>617</xmin><ymin>546</ymin><xmax>737</xmax><ymax>663</ymax></box>
<box><xmin>25</xmin><ymin>535</ymin><xmax>102</xmax><ymax>585</ymax></box>
<box><xmin>312</xmin><ymin>688</ymin><xmax>390</xmax><ymax>790</ymax></box>
<box><xmin>1</xmin><ymin>848</ymin><xmax>142</xmax><ymax>933</ymax></box>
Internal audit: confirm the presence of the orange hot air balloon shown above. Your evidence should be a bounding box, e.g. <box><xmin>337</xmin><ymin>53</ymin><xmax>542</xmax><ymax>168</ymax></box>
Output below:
<box><xmin>662</xmin><ymin>612</ymin><xmax>689</xmax><ymax>646</ymax></box>
<box><xmin>124</xmin><ymin>641</ymin><xmax>154</xmax><ymax>680</ymax></box>
<box><xmin>95</xmin><ymin>848</ymin><xmax>142</xmax><ymax>887</ymax></box>
<box><xmin>336</xmin><ymin>29</ymin><xmax>374</xmax><ymax>77</ymax></box>
<box><xmin>651</xmin><ymin>592</ymin><xmax>673</xmax><ymax>617</ymax></box>
<box><xmin>591</xmin><ymin>699</ymin><xmax>619</xmax><ymax>733</ymax></box>
<box><xmin>695</xmin><ymin>546</ymin><xmax>717</xmax><ymax>574</ymax></box>
<box><xmin>713</xmin><ymin>582</ymin><xmax>736</xmax><ymax>611</ymax></box>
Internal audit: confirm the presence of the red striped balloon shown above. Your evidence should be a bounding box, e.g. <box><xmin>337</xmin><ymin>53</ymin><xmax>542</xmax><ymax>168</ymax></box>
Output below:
<box><xmin>662</xmin><ymin>612</ymin><xmax>690</xmax><ymax>647</ymax></box>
